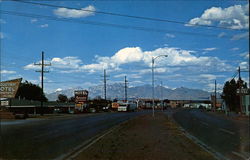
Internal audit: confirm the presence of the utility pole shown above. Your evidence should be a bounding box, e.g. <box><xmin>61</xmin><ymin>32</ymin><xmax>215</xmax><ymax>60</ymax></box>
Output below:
<box><xmin>214</xmin><ymin>80</ymin><xmax>217</xmax><ymax>112</ymax></box>
<box><xmin>238</xmin><ymin>66</ymin><xmax>242</xmax><ymax>113</ymax></box>
<box><xmin>35</xmin><ymin>51</ymin><xmax>51</xmax><ymax>116</ymax></box>
<box><xmin>124</xmin><ymin>76</ymin><xmax>128</xmax><ymax>102</ymax></box>
<box><xmin>152</xmin><ymin>57</ymin><xmax>155</xmax><ymax>117</ymax></box>
<box><xmin>161</xmin><ymin>81</ymin><xmax>163</xmax><ymax>111</ymax></box>
<box><xmin>101</xmin><ymin>69</ymin><xmax>109</xmax><ymax>100</ymax></box>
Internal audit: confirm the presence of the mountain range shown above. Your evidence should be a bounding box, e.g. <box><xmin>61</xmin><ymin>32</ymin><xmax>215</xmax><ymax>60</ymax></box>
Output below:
<box><xmin>46</xmin><ymin>83</ymin><xmax>211</xmax><ymax>101</ymax></box>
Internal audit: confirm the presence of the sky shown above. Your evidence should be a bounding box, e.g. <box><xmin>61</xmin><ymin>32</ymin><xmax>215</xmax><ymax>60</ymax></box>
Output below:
<box><xmin>0</xmin><ymin>0</ymin><xmax>249</xmax><ymax>94</ymax></box>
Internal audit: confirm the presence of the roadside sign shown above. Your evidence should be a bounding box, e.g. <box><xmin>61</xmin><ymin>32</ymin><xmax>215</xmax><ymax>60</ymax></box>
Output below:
<box><xmin>1</xmin><ymin>100</ymin><xmax>9</xmax><ymax>106</ymax></box>
<box><xmin>236</xmin><ymin>88</ymin><xmax>249</xmax><ymax>95</ymax></box>
<box><xmin>74</xmin><ymin>90</ymin><xmax>88</xmax><ymax>103</ymax></box>
<box><xmin>0</xmin><ymin>78</ymin><xmax>22</xmax><ymax>98</ymax></box>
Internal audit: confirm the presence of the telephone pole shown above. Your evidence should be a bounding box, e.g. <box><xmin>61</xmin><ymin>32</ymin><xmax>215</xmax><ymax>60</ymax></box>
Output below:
<box><xmin>35</xmin><ymin>51</ymin><xmax>51</xmax><ymax>115</ymax></box>
<box><xmin>238</xmin><ymin>66</ymin><xmax>243</xmax><ymax>113</ymax></box>
<box><xmin>161</xmin><ymin>81</ymin><xmax>163</xmax><ymax>111</ymax></box>
<box><xmin>101</xmin><ymin>69</ymin><xmax>109</xmax><ymax>100</ymax></box>
<box><xmin>214</xmin><ymin>80</ymin><xmax>217</xmax><ymax>112</ymax></box>
<box><xmin>124</xmin><ymin>76</ymin><xmax>128</xmax><ymax>102</ymax></box>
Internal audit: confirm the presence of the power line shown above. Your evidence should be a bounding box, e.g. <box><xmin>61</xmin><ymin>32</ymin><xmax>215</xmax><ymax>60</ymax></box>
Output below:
<box><xmin>0</xmin><ymin>10</ymin><xmax>235</xmax><ymax>39</ymax></box>
<box><xmin>10</xmin><ymin>0</ymin><xmax>247</xmax><ymax>31</ymax></box>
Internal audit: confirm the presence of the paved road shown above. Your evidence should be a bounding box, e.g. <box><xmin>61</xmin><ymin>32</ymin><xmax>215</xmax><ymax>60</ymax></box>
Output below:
<box><xmin>172</xmin><ymin>108</ymin><xmax>250</xmax><ymax>160</ymax></box>
<box><xmin>0</xmin><ymin>111</ymin><xmax>146</xmax><ymax>160</ymax></box>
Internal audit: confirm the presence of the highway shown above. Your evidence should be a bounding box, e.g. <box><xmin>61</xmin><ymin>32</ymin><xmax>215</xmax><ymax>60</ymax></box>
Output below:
<box><xmin>0</xmin><ymin>111</ymin><xmax>146</xmax><ymax>160</ymax></box>
<box><xmin>172</xmin><ymin>108</ymin><xmax>250</xmax><ymax>160</ymax></box>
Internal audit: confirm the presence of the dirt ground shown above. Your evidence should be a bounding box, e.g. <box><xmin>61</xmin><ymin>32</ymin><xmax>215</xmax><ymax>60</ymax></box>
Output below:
<box><xmin>75</xmin><ymin>112</ymin><xmax>216</xmax><ymax>160</ymax></box>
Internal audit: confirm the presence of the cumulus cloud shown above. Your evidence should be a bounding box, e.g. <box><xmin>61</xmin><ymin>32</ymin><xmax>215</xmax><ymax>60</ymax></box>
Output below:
<box><xmin>51</xmin><ymin>56</ymin><xmax>82</xmax><ymax>69</ymax></box>
<box><xmin>0</xmin><ymin>70</ymin><xmax>16</xmax><ymax>74</ymax></box>
<box><xmin>54</xmin><ymin>5</ymin><xmax>96</xmax><ymax>18</ymax></box>
<box><xmin>186</xmin><ymin>4</ymin><xmax>249</xmax><ymax>30</ymax></box>
<box><xmin>23</xmin><ymin>46</ymin><xmax>232</xmax><ymax>74</ymax></box>
<box><xmin>231</xmin><ymin>32</ymin><xmax>249</xmax><ymax>40</ymax></box>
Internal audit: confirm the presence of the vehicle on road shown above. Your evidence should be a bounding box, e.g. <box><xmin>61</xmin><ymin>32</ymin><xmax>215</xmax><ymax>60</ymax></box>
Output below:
<box><xmin>117</xmin><ymin>102</ymin><xmax>137</xmax><ymax>112</ymax></box>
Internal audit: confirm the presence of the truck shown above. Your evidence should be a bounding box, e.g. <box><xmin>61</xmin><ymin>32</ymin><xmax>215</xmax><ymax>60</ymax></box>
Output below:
<box><xmin>117</xmin><ymin>102</ymin><xmax>137</xmax><ymax>112</ymax></box>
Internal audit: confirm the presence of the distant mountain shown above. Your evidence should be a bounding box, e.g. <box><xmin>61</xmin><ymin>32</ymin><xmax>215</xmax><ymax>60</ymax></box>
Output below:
<box><xmin>46</xmin><ymin>83</ymin><xmax>211</xmax><ymax>101</ymax></box>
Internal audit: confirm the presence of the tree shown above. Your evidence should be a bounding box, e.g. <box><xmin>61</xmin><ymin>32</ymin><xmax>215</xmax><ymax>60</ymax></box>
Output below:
<box><xmin>221</xmin><ymin>78</ymin><xmax>247</xmax><ymax>112</ymax></box>
<box><xmin>68</xmin><ymin>96</ymin><xmax>75</xmax><ymax>103</ymax></box>
<box><xmin>15</xmin><ymin>81</ymin><xmax>48</xmax><ymax>102</ymax></box>
<box><xmin>57</xmin><ymin>94</ymin><xmax>68</xmax><ymax>103</ymax></box>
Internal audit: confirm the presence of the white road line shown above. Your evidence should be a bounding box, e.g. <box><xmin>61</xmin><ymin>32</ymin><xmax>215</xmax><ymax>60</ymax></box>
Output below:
<box><xmin>201</xmin><ymin>121</ymin><xmax>209</xmax><ymax>126</ymax></box>
<box><xmin>170</xmin><ymin>115</ymin><xmax>230</xmax><ymax>160</ymax></box>
<box><xmin>219</xmin><ymin>128</ymin><xmax>235</xmax><ymax>135</ymax></box>
<box><xmin>232</xmin><ymin>151</ymin><xmax>249</xmax><ymax>160</ymax></box>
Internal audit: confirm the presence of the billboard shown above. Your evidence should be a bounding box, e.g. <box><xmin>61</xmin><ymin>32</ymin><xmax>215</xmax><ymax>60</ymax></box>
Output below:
<box><xmin>237</xmin><ymin>88</ymin><xmax>249</xmax><ymax>95</ymax></box>
<box><xmin>0</xmin><ymin>78</ymin><xmax>22</xmax><ymax>98</ymax></box>
<box><xmin>74</xmin><ymin>90</ymin><xmax>88</xmax><ymax>103</ymax></box>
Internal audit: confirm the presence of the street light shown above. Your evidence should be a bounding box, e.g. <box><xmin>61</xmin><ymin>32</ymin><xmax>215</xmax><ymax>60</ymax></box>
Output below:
<box><xmin>152</xmin><ymin>55</ymin><xmax>168</xmax><ymax>117</ymax></box>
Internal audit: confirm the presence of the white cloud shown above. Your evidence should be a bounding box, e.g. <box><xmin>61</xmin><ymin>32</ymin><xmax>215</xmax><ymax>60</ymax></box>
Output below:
<box><xmin>24</xmin><ymin>63</ymin><xmax>41</xmax><ymax>70</ymax></box>
<box><xmin>231</xmin><ymin>32</ymin><xmax>249</xmax><ymax>40</ymax></box>
<box><xmin>40</xmin><ymin>24</ymin><xmax>49</xmax><ymax>28</ymax></box>
<box><xmin>187</xmin><ymin>4</ymin><xmax>249</xmax><ymax>30</ymax></box>
<box><xmin>0</xmin><ymin>70</ymin><xmax>16</xmax><ymax>74</ymax></box>
<box><xmin>51</xmin><ymin>56</ymin><xmax>82</xmax><ymax>69</ymax></box>
<box><xmin>231</xmin><ymin>47</ymin><xmax>239</xmax><ymax>51</ymax></box>
<box><xmin>206</xmin><ymin>83</ymin><xmax>223</xmax><ymax>92</ymax></box>
<box><xmin>23</xmin><ymin>46</ymin><xmax>232</xmax><ymax>74</ymax></box>
<box><xmin>114</xmin><ymin>74</ymin><xmax>127</xmax><ymax>78</ymax></box>
<box><xmin>218</xmin><ymin>32</ymin><xmax>226</xmax><ymax>38</ymax></box>
<box><xmin>239</xmin><ymin>61</ymin><xmax>249</xmax><ymax>69</ymax></box>
<box><xmin>199</xmin><ymin>74</ymin><xmax>216</xmax><ymax>80</ymax></box>
<box><xmin>203</xmin><ymin>47</ymin><xmax>217</xmax><ymax>51</ymax></box>
<box><xmin>30</xmin><ymin>18</ymin><xmax>37</xmax><ymax>23</ymax></box>
<box><xmin>54</xmin><ymin>5</ymin><xmax>96</xmax><ymax>18</ymax></box>
<box><xmin>55</xmin><ymin>88</ymin><xmax>63</xmax><ymax>92</ymax></box>
<box><xmin>239</xmin><ymin>52</ymin><xmax>249</xmax><ymax>59</ymax></box>
<box><xmin>166</xmin><ymin>33</ymin><xmax>175</xmax><ymax>38</ymax></box>
<box><xmin>82</xmin><ymin>47</ymin><xmax>231</xmax><ymax>73</ymax></box>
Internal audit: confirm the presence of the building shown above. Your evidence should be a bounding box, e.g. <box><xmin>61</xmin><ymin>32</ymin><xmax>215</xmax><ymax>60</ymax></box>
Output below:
<box><xmin>242</xmin><ymin>95</ymin><xmax>250</xmax><ymax>116</ymax></box>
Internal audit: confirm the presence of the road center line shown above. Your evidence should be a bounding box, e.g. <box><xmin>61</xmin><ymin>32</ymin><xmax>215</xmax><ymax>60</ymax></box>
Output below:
<box><xmin>219</xmin><ymin>128</ymin><xmax>235</xmax><ymax>135</ymax></box>
<box><xmin>232</xmin><ymin>151</ymin><xmax>248</xmax><ymax>160</ymax></box>
<box><xmin>201</xmin><ymin>121</ymin><xmax>209</xmax><ymax>126</ymax></box>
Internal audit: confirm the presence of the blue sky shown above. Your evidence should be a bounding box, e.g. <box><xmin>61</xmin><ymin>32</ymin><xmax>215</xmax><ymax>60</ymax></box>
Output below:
<box><xmin>0</xmin><ymin>0</ymin><xmax>249</xmax><ymax>94</ymax></box>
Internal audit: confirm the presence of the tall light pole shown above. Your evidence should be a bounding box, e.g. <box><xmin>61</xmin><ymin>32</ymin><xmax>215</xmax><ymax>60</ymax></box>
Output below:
<box><xmin>152</xmin><ymin>55</ymin><xmax>168</xmax><ymax>117</ymax></box>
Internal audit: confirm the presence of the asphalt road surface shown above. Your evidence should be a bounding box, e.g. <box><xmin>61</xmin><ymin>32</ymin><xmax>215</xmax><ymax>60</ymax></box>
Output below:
<box><xmin>0</xmin><ymin>111</ymin><xmax>146</xmax><ymax>160</ymax></box>
<box><xmin>173</xmin><ymin>108</ymin><xmax>250</xmax><ymax>160</ymax></box>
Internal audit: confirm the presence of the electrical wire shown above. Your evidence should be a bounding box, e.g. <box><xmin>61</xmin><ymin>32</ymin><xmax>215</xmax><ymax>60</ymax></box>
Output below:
<box><xmin>9</xmin><ymin>0</ymin><xmax>248</xmax><ymax>31</ymax></box>
<box><xmin>0</xmin><ymin>10</ymin><xmax>235</xmax><ymax>39</ymax></box>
